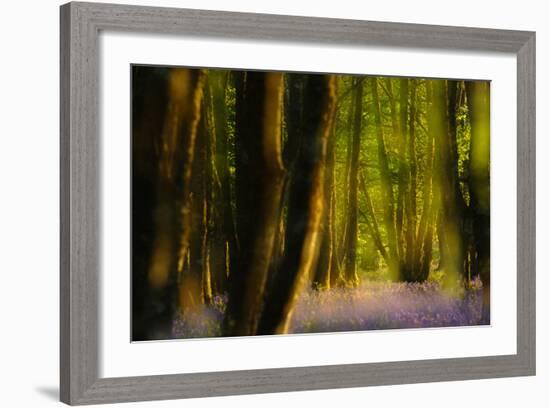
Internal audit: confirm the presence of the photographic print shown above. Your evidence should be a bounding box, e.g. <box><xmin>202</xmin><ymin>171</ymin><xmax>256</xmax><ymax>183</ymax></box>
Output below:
<box><xmin>131</xmin><ymin>66</ymin><xmax>490</xmax><ymax>341</ymax></box>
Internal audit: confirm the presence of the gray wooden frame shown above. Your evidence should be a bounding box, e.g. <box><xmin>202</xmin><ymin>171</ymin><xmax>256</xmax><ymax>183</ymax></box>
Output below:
<box><xmin>60</xmin><ymin>1</ymin><xmax>536</xmax><ymax>405</ymax></box>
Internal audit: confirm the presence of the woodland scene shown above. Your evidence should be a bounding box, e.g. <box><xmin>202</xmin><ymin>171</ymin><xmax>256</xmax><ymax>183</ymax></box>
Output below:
<box><xmin>131</xmin><ymin>66</ymin><xmax>490</xmax><ymax>341</ymax></box>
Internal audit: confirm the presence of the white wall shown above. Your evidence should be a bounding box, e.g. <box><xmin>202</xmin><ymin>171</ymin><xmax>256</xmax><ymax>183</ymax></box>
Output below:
<box><xmin>0</xmin><ymin>0</ymin><xmax>545</xmax><ymax>407</ymax></box>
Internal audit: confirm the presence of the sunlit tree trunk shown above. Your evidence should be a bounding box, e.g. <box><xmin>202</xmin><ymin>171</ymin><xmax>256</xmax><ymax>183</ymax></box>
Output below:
<box><xmin>329</xmin><ymin>106</ymin><xmax>342</xmax><ymax>287</ymax></box>
<box><xmin>182</xmin><ymin>114</ymin><xmax>209</xmax><ymax>312</ymax></box>
<box><xmin>202</xmin><ymin>94</ymin><xmax>217</xmax><ymax>303</ymax></box>
<box><xmin>258</xmin><ymin>75</ymin><xmax>337</xmax><ymax>335</ymax></box>
<box><xmin>403</xmin><ymin>81</ymin><xmax>418</xmax><ymax>281</ymax></box>
<box><xmin>202</xmin><ymin>81</ymin><xmax>224</xmax><ymax>296</ymax></box>
<box><xmin>224</xmin><ymin>72</ymin><xmax>286</xmax><ymax>336</ymax></box>
<box><xmin>343</xmin><ymin>78</ymin><xmax>363</xmax><ymax>286</ymax></box>
<box><xmin>371</xmin><ymin>78</ymin><xmax>400</xmax><ymax>281</ymax></box>
<box><xmin>337</xmin><ymin>83</ymin><xmax>356</xmax><ymax>274</ymax></box>
<box><xmin>397</xmin><ymin>78</ymin><xmax>409</xmax><ymax>265</ymax></box>
<box><xmin>313</xmin><ymin>118</ymin><xmax>337</xmax><ymax>289</ymax></box>
<box><xmin>145</xmin><ymin>68</ymin><xmax>205</xmax><ymax>338</ymax></box>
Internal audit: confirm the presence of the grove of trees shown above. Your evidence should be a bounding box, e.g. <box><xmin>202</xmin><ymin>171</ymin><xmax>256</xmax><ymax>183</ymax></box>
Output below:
<box><xmin>131</xmin><ymin>66</ymin><xmax>490</xmax><ymax>340</ymax></box>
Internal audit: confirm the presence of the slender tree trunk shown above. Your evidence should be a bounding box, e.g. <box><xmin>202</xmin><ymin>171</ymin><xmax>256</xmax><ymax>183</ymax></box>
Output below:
<box><xmin>313</xmin><ymin>118</ymin><xmax>337</xmax><ymax>289</ymax></box>
<box><xmin>415</xmin><ymin>81</ymin><xmax>436</xmax><ymax>281</ymax></box>
<box><xmin>224</xmin><ymin>72</ymin><xmax>286</xmax><ymax>336</ymax></box>
<box><xmin>209</xmin><ymin>71</ymin><xmax>236</xmax><ymax>293</ymax></box>
<box><xmin>385</xmin><ymin>79</ymin><xmax>403</xmax><ymax>251</ymax></box>
<box><xmin>258</xmin><ymin>75</ymin><xmax>337</xmax><ymax>335</ymax></box>
<box><xmin>203</xmin><ymin>80</ymin><xmax>225</xmax><ymax>296</ymax></box>
<box><xmin>337</xmin><ymin>85</ymin><xmax>356</xmax><ymax>271</ymax></box>
<box><xmin>180</xmin><ymin>110</ymin><xmax>214</xmax><ymax>313</ymax></box>
<box><xmin>174</xmin><ymin>72</ymin><xmax>208</xmax><ymax>278</ymax></box>
<box><xmin>396</xmin><ymin>78</ymin><xmax>409</xmax><ymax>265</ymax></box>
<box><xmin>448</xmin><ymin>81</ymin><xmax>468</xmax><ymax>280</ymax></box>
<box><xmin>329</xmin><ymin>163</ymin><xmax>342</xmax><ymax>288</ymax></box>
<box><xmin>202</xmin><ymin>95</ymin><xmax>216</xmax><ymax>304</ymax></box>
<box><xmin>449</xmin><ymin>80</ymin><xmax>469</xmax><ymax>282</ymax></box>
<box><xmin>371</xmin><ymin>78</ymin><xmax>400</xmax><ymax>281</ymax></box>
<box><xmin>328</xmin><ymin>119</ymin><xmax>338</xmax><ymax>284</ymax></box>
<box><xmin>342</xmin><ymin>78</ymin><xmax>363</xmax><ymax>286</ymax></box>
<box><xmin>404</xmin><ymin>81</ymin><xmax>418</xmax><ymax>280</ymax></box>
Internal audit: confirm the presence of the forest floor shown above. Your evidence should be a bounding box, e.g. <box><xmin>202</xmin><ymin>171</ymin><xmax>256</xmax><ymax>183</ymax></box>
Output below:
<box><xmin>171</xmin><ymin>278</ymin><xmax>489</xmax><ymax>339</ymax></box>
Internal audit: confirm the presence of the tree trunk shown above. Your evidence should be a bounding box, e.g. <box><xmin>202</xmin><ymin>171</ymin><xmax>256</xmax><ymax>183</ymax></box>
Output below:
<box><xmin>146</xmin><ymin>68</ymin><xmax>205</xmax><ymax>339</ymax></box>
<box><xmin>404</xmin><ymin>80</ymin><xmax>418</xmax><ymax>277</ymax></box>
<box><xmin>371</xmin><ymin>78</ymin><xmax>400</xmax><ymax>281</ymax></box>
<box><xmin>131</xmin><ymin>67</ymin><xmax>169</xmax><ymax>340</ymax></box>
<box><xmin>466</xmin><ymin>80</ymin><xmax>491</xmax><ymax>318</ymax></box>
<box><xmin>209</xmin><ymin>71</ymin><xmax>236</xmax><ymax>294</ymax></box>
<box><xmin>396</xmin><ymin>78</ymin><xmax>409</xmax><ymax>265</ymax></box>
<box><xmin>414</xmin><ymin>81</ymin><xmax>436</xmax><ymax>281</ymax></box>
<box><xmin>343</xmin><ymin>78</ymin><xmax>363</xmax><ymax>286</ymax></box>
<box><xmin>276</xmin><ymin>74</ymin><xmax>306</xmax><ymax>277</ymax></box>
<box><xmin>432</xmin><ymin>80</ymin><xmax>464</xmax><ymax>288</ymax></box>
<box><xmin>329</xmin><ymin>165</ymin><xmax>342</xmax><ymax>288</ymax></box>
<box><xmin>224</xmin><ymin>72</ymin><xmax>286</xmax><ymax>336</ymax></box>
<box><xmin>202</xmin><ymin>93</ymin><xmax>216</xmax><ymax>304</ymax></box>
<box><xmin>258</xmin><ymin>75</ymin><xmax>337</xmax><ymax>335</ymax></box>
<box><xmin>313</xmin><ymin>118</ymin><xmax>337</xmax><ymax>289</ymax></box>
<box><xmin>182</xmin><ymin>113</ymin><xmax>209</xmax><ymax>312</ymax></box>
<box><xmin>337</xmin><ymin>83</ymin><xmax>356</xmax><ymax>272</ymax></box>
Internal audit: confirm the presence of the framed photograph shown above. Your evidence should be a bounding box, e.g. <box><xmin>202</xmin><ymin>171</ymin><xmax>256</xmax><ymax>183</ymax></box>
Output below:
<box><xmin>60</xmin><ymin>1</ymin><xmax>535</xmax><ymax>405</ymax></box>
